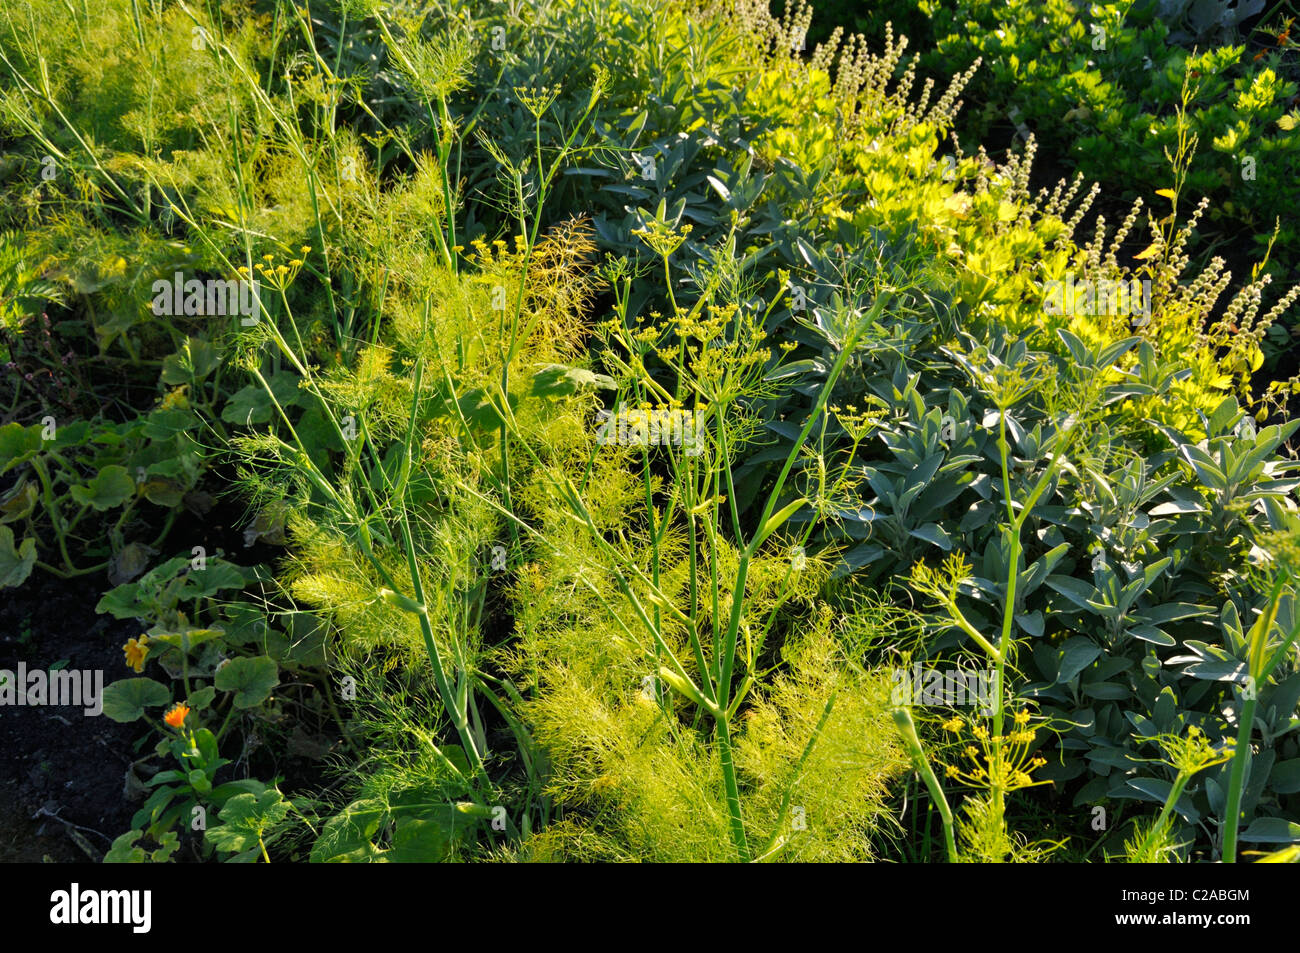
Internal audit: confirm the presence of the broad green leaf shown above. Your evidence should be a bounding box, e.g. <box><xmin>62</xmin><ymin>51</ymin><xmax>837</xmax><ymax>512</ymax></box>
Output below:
<box><xmin>205</xmin><ymin>790</ymin><xmax>290</xmax><ymax>855</ymax></box>
<box><xmin>149</xmin><ymin>627</ymin><xmax>226</xmax><ymax>654</ymax></box>
<box><xmin>0</xmin><ymin>525</ymin><xmax>36</xmax><ymax>588</ymax></box>
<box><xmin>1180</xmin><ymin>659</ymin><xmax>1247</xmax><ymax>681</ymax></box>
<box><xmin>69</xmin><ymin>465</ymin><xmax>135</xmax><ymax>511</ymax></box>
<box><xmin>220</xmin><ymin>372</ymin><xmax>301</xmax><ymax>426</ymax></box>
<box><xmin>214</xmin><ymin>656</ymin><xmax>279</xmax><ymax>708</ymax></box>
<box><xmin>161</xmin><ymin>337</ymin><xmax>221</xmax><ymax>385</ymax></box>
<box><xmin>101</xmin><ymin>677</ymin><xmax>172</xmax><ymax>722</ymax></box>
<box><xmin>0</xmin><ymin>422</ymin><xmax>43</xmax><ymax>474</ymax></box>
<box><xmin>529</xmin><ymin>364</ymin><xmax>616</xmax><ymax>398</ymax></box>
<box><xmin>387</xmin><ymin>815</ymin><xmax>455</xmax><ymax>863</ymax></box>
<box><xmin>1057</xmin><ymin>637</ymin><xmax>1101</xmax><ymax>683</ymax></box>
<box><xmin>1045</xmin><ymin>575</ymin><xmax>1097</xmax><ymax>610</ymax></box>
<box><xmin>188</xmin><ymin>685</ymin><xmax>218</xmax><ymax>710</ymax></box>
<box><xmin>0</xmin><ymin>480</ymin><xmax>36</xmax><ymax>524</ymax></box>
<box><xmin>1143</xmin><ymin>603</ymin><xmax>1213</xmax><ymax>625</ymax></box>
<box><xmin>1128</xmin><ymin>624</ymin><xmax>1175</xmax><ymax>647</ymax></box>
<box><xmin>908</xmin><ymin>522</ymin><xmax>953</xmax><ymax>550</ymax></box>
<box><xmin>311</xmin><ymin>798</ymin><xmax>387</xmax><ymax>863</ymax></box>
<box><xmin>1239</xmin><ymin>818</ymin><xmax>1300</xmax><ymax>843</ymax></box>
<box><xmin>1181</xmin><ymin>445</ymin><xmax>1226</xmax><ymax>489</ymax></box>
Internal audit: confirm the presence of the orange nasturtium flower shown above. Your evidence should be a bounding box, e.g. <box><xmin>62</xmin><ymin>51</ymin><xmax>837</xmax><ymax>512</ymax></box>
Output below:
<box><xmin>123</xmin><ymin>635</ymin><xmax>149</xmax><ymax>673</ymax></box>
<box><xmin>164</xmin><ymin>704</ymin><xmax>191</xmax><ymax>729</ymax></box>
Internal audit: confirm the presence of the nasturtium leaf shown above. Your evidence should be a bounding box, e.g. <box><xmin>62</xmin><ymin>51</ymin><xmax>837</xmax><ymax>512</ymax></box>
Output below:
<box><xmin>454</xmin><ymin>387</ymin><xmax>509</xmax><ymax>431</ymax></box>
<box><xmin>108</xmin><ymin>542</ymin><xmax>156</xmax><ymax>586</ymax></box>
<box><xmin>141</xmin><ymin>478</ymin><xmax>187</xmax><ymax>508</ymax></box>
<box><xmin>0</xmin><ymin>423</ymin><xmax>43</xmax><ymax>474</ymax></box>
<box><xmin>149</xmin><ymin>627</ymin><xmax>226</xmax><ymax>654</ymax></box>
<box><xmin>142</xmin><ymin>408</ymin><xmax>199</xmax><ymax>442</ymax></box>
<box><xmin>69</xmin><ymin>465</ymin><xmax>136</xmax><ymax>511</ymax></box>
<box><xmin>214</xmin><ymin>656</ymin><xmax>279</xmax><ymax>708</ymax></box>
<box><xmin>220</xmin><ymin>372</ymin><xmax>302</xmax><ymax>426</ymax></box>
<box><xmin>101</xmin><ymin>677</ymin><xmax>172</xmax><ymax>722</ymax></box>
<box><xmin>205</xmin><ymin>790</ymin><xmax>290</xmax><ymax>855</ymax></box>
<box><xmin>103</xmin><ymin>830</ymin><xmax>148</xmax><ymax>864</ymax></box>
<box><xmin>387</xmin><ymin>816</ymin><xmax>455</xmax><ymax>863</ymax></box>
<box><xmin>0</xmin><ymin>481</ymin><xmax>36</xmax><ymax>525</ymax></box>
<box><xmin>310</xmin><ymin>798</ymin><xmax>388</xmax><ymax>863</ymax></box>
<box><xmin>187</xmin><ymin>685</ymin><xmax>218</xmax><ymax>710</ymax></box>
<box><xmin>0</xmin><ymin>525</ymin><xmax>36</xmax><ymax>588</ymax></box>
<box><xmin>161</xmin><ymin>337</ymin><xmax>221</xmax><ymax>385</ymax></box>
<box><xmin>182</xmin><ymin>560</ymin><xmax>254</xmax><ymax>599</ymax></box>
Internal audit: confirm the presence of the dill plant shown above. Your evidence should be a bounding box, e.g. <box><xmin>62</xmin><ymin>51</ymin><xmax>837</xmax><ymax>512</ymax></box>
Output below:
<box><xmin>1120</xmin><ymin>725</ymin><xmax>1235</xmax><ymax>862</ymax></box>
<box><xmin>902</xmin><ymin>331</ymin><xmax>1135</xmax><ymax>860</ymax></box>
<box><xmin>461</xmin><ymin>221</ymin><xmax>920</xmax><ymax>860</ymax></box>
<box><xmin>1220</xmin><ymin>525</ymin><xmax>1300</xmax><ymax>862</ymax></box>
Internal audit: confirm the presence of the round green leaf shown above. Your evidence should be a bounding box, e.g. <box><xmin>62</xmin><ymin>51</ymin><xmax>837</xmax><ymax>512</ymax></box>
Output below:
<box><xmin>101</xmin><ymin>677</ymin><xmax>172</xmax><ymax>722</ymax></box>
<box><xmin>215</xmin><ymin>656</ymin><xmax>279</xmax><ymax>708</ymax></box>
<box><xmin>0</xmin><ymin>525</ymin><xmax>36</xmax><ymax>589</ymax></box>
<box><xmin>69</xmin><ymin>465</ymin><xmax>136</xmax><ymax>511</ymax></box>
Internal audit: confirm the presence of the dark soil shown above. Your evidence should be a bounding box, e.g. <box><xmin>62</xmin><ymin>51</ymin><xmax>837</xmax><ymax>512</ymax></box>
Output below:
<box><xmin>0</xmin><ymin>570</ymin><xmax>140</xmax><ymax>862</ymax></box>
<box><xmin>0</xmin><ymin>484</ymin><xmax>344</xmax><ymax>863</ymax></box>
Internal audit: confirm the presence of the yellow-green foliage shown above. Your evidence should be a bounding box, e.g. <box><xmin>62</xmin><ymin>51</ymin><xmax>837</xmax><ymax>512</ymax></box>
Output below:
<box><xmin>0</xmin><ymin>0</ymin><xmax>266</xmax><ymax>155</ymax></box>
<box><xmin>733</xmin><ymin>607</ymin><xmax>907</xmax><ymax>862</ymax></box>
<box><xmin>739</xmin><ymin>12</ymin><xmax>1299</xmax><ymax>433</ymax></box>
<box><xmin>505</xmin><ymin>440</ymin><xmax>908</xmax><ymax>862</ymax></box>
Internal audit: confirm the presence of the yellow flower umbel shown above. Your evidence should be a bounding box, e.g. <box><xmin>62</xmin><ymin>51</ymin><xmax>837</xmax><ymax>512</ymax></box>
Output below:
<box><xmin>631</xmin><ymin>219</ymin><xmax>692</xmax><ymax>259</ymax></box>
<box><xmin>1143</xmin><ymin>725</ymin><xmax>1234</xmax><ymax>776</ymax></box>
<box><xmin>253</xmin><ymin>249</ymin><xmax>304</xmax><ymax>293</ymax></box>
<box><xmin>123</xmin><ymin>635</ymin><xmax>149</xmax><ymax>673</ymax></box>
<box><xmin>514</xmin><ymin>84</ymin><xmax>560</xmax><ymax>119</ymax></box>
<box><xmin>941</xmin><ymin>709</ymin><xmax>1049</xmax><ymax>793</ymax></box>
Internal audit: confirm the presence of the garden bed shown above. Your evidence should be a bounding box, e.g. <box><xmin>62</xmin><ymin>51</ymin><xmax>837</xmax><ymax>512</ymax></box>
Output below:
<box><xmin>1</xmin><ymin>0</ymin><xmax>1298</xmax><ymax>867</ymax></box>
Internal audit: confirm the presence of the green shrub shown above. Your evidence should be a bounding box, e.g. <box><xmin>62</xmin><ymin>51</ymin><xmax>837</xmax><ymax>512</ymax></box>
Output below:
<box><xmin>809</xmin><ymin>0</ymin><xmax>1300</xmax><ymax>372</ymax></box>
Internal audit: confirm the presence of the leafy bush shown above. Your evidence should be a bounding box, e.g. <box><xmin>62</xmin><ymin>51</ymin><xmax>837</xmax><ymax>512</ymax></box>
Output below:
<box><xmin>809</xmin><ymin>0</ymin><xmax>1300</xmax><ymax>371</ymax></box>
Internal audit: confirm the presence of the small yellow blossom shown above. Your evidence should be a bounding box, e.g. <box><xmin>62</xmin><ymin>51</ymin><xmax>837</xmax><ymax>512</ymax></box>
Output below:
<box><xmin>123</xmin><ymin>635</ymin><xmax>149</xmax><ymax>673</ymax></box>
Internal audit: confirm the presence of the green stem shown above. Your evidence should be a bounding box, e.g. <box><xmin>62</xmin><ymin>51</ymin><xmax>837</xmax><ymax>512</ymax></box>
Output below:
<box><xmin>1138</xmin><ymin>771</ymin><xmax>1192</xmax><ymax>861</ymax></box>
<box><xmin>1221</xmin><ymin>696</ymin><xmax>1256</xmax><ymax>863</ymax></box>
<box><xmin>893</xmin><ymin>707</ymin><xmax>957</xmax><ymax>863</ymax></box>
